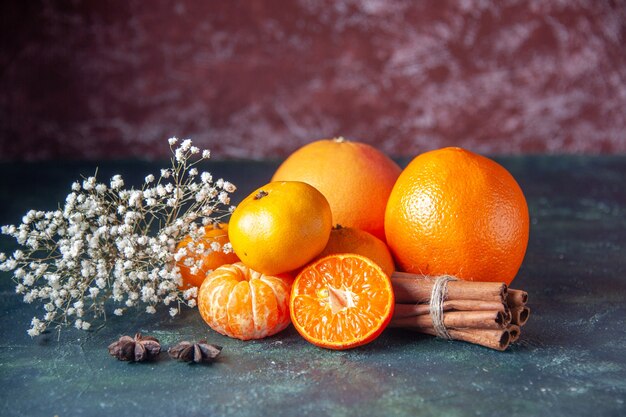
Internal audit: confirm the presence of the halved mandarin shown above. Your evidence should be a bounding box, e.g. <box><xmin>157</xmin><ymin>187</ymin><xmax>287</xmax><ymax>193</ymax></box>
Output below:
<box><xmin>290</xmin><ymin>254</ymin><xmax>394</xmax><ymax>350</ymax></box>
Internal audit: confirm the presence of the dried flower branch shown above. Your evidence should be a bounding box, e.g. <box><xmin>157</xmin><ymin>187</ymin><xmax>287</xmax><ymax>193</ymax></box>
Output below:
<box><xmin>0</xmin><ymin>138</ymin><xmax>236</xmax><ymax>336</ymax></box>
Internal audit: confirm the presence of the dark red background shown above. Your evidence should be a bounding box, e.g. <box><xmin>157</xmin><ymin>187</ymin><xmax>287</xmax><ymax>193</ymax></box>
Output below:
<box><xmin>1</xmin><ymin>0</ymin><xmax>625</xmax><ymax>161</ymax></box>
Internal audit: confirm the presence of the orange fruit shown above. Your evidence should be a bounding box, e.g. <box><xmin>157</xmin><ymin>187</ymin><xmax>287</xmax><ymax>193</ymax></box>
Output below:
<box><xmin>316</xmin><ymin>226</ymin><xmax>395</xmax><ymax>276</ymax></box>
<box><xmin>271</xmin><ymin>138</ymin><xmax>401</xmax><ymax>241</ymax></box>
<box><xmin>176</xmin><ymin>223</ymin><xmax>240</xmax><ymax>289</ymax></box>
<box><xmin>228</xmin><ymin>181</ymin><xmax>332</xmax><ymax>275</ymax></box>
<box><xmin>384</xmin><ymin>147</ymin><xmax>529</xmax><ymax>285</ymax></box>
<box><xmin>197</xmin><ymin>262</ymin><xmax>293</xmax><ymax>340</ymax></box>
<box><xmin>290</xmin><ymin>254</ymin><xmax>394</xmax><ymax>350</ymax></box>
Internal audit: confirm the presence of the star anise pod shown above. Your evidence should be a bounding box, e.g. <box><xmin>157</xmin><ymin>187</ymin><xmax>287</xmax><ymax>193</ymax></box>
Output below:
<box><xmin>168</xmin><ymin>340</ymin><xmax>222</xmax><ymax>364</ymax></box>
<box><xmin>108</xmin><ymin>333</ymin><xmax>161</xmax><ymax>362</ymax></box>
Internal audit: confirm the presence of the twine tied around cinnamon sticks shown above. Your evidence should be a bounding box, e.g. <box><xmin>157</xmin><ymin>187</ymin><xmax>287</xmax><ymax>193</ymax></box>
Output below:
<box><xmin>429</xmin><ymin>275</ymin><xmax>457</xmax><ymax>340</ymax></box>
<box><xmin>390</xmin><ymin>271</ymin><xmax>530</xmax><ymax>351</ymax></box>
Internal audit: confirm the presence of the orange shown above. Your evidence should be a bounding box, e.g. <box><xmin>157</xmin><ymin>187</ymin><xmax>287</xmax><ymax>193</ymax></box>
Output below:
<box><xmin>384</xmin><ymin>147</ymin><xmax>529</xmax><ymax>285</ymax></box>
<box><xmin>197</xmin><ymin>262</ymin><xmax>293</xmax><ymax>340</ymax></box>
<box><xmin>290</xmin><ymin>254</ymin><xmax>394</xmax><ymax>350</ymax></box>
<box><xmin>316</xmin><ymin>226</ymin><xmax>395</xmax><ymax>276</ymax></box>
<box><xmin>271</xmin><ymin>138</ymin><xmax>401</xmax><ymax>241</ymax></box>
<box><xmin>175</xmin><ymin>223</ymin><xmax>240</xmax><ymax>289</ymax></box>
<box><xmin>228</xmin><ymin>181</ymin><xmax>332</xmax><ymax>275</ymax></box>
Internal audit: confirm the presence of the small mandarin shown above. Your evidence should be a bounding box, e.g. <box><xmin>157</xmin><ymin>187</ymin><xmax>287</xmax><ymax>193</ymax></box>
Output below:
<box><xmin>198</xmin><ymin>262</ymin><xmax>293</xmax><ymax>340</ymax></box>
<box><xmin>228</xmin><ymin>181</ymin><xmax>332</xmax><ymax>275</ymax></box>
<box><xmin>175</xmin><ymin>223</ymin><xmax>239</xmax><ymax>289</ymax></box>
<box><xmin>316</xmin><ymin>226</ymin><xmax>395</xmax><ymax>276</ymax></box>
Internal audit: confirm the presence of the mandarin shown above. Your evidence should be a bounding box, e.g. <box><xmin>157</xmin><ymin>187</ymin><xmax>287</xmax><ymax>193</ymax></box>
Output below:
<box><xmin>197</xmin><ymin>262</ymin><xmax>293</xmax><ymax>340</ymax></box>
<box><xmin>228</xmin><ymin>181</ymin><xmax>332</xmax><ymax>275</ymax></box>
<box><xmin>290</xmin><ymin>254</ymin><xmax>394</xmax><ymax>350</ymax></box>
<box><xmin>384</xmin><ymin>147</ymin><xmax>529</xmax><ymax>285</ymax></box>
<box><xmin>316</xmin><ymin>226</ymin><xmax>395</xmax><ymax>276</ymax></box>
<box><xmin>271</xmin><ymin>137</ymin><xmax>401</xmax><ymax>241</ymax></box>
<box><xmin>175</xmin><ymin>223</ymin><xmax>239</xmax><ymax>289</ymax></box>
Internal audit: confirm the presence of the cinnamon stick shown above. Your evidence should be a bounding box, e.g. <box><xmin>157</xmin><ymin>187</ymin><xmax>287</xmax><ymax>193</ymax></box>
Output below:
<box><xmin>391</xmin><ymin>272</ymin><xmax>507</xmax><ymax>304</ymax></box>
<box><xmin>393</xmin><ymin>300</ymin><xmax>507</xmax><ymax>319</ymax></box>
<box><xmin>410</xmin><ymin>327</ymin><xmax>511</xmax><ymax>351</ymax></box>
<box><xmin>510</xmin><ymin>306</ymin><xmax>530</xmax><ymax>326</ymax></box>
<box><xmin>507</xmin><ymin>289</ymin><xmax>528</xmax><ymax>307</ymax></box>
<box><xmin>507</xmin><ymin>325</ymin><xmax>521</xmax><ymax>343</ymax></box>
<box><xmin>390</xmin><ymin>310</ymin><xmax>510</xmax><ymax>330</ymax></box>
<box><xmin>389</xmin><ymin>272</ymin><xmax>529</xmax><ymax>350</ymax></box>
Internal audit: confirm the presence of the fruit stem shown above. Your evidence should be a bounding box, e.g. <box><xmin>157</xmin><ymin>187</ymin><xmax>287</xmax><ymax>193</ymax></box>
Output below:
<box><xmin>254</xmin><ymin>190</ymin><xmax>269</xmax><ymax>200</ymax></box>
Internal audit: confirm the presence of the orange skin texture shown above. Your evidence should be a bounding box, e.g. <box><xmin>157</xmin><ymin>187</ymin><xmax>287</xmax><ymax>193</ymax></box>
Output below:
<box><xmin>384</xmin><ymin>147</ymin><xmax>529</xmax><ymax>285</ymax></box>
<box><xmin>316</xmin><ymin>227</ymin><xmax>395</xmax><ymax>277</ymax></box>
<box><xmin>228</xmin><ymin>181</ymin><xmax>332</xmax><ymax>275</ymax></box>
<box><xmin>271</xmin><ymin>138</ymin><xmax>401</xmax><ymax>241</ymax></box>
<box><xmin>176</xmin><ymin>223</ymin><xmax>240</xmax><ymax>289</ymax></box>
<box><xmin>290</xmin><ymin>254</ymin><xmax>394</xmax><ymax>350</ymax></box>
<box><xmin>198</xmin><ymin>262</ymin><xmax>293</xmax><ymax>340</ymax></box>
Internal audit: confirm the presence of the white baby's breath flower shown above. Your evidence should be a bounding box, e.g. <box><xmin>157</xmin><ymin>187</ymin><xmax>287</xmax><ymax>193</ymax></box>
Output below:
<box><xmin>0</xmin><ymin>138</ymin><xmax>236</xmax><ymax>336</ymax></box>
<box><xmin>218</xmin><ymin>192</ymin><xmax>230</xmax><ymax>205</ymax></box>
<box><xmin>168</xmin><ymin>137</ymin><xmax>178</xmax><ymax>146</ymax></box>
<box><xmin>110</xmin><ymin>175</ymin><xmax>124</xmax><ymax>190</ymax></box>
<box><xmin>223</xmin><ymin>182</ymin><xmax>236</xmax><ymax>193</ymax></box>
<box><xmin>202</xmin><ymin>150</ymin><xmax>211</xmax><ymax>159</ymax></box>
<box><xmin>180</xmin><ymin>139</ymin><xmax>192</xmax><ymax>151</ymax></box>
<box><xmin>200</xmin><ymin>172</ymin><xmax>212</xmax><ymax>183</ymax></box>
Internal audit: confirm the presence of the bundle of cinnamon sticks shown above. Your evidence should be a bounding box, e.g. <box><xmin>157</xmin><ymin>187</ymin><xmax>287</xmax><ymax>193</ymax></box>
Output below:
<box><xmin>389</xmin><ymin>272</ymin><xmax>530</xmax><ymax>351</ymax></box>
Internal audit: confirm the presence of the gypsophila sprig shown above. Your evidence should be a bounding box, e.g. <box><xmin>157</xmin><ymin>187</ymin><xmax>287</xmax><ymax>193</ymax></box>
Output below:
<box><xmin>0</xmin><ymin>138</ymin><xmax>237</xmax><ymax>336</ymax></box>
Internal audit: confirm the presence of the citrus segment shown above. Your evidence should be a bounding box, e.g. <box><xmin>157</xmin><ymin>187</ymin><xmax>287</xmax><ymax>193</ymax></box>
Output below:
<box><xmin>290</xmin><ymin>254</ymin><xmax>394</xmax><ymax>350</ymax></box>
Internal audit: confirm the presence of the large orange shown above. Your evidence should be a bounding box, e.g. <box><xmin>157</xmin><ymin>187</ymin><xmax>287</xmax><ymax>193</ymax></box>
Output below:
<box><xmin>198</xmin><ymin>263</ymin><xmax>293</xmax><ymax>340</ymax></box>
<box><xmin>316</xmin><ymin>226</ymin><xmax>395</xmax><ymax>277</ymax></box>
<box><xmin>271</xmin><ymin>138</ymin><xmax>401</xmax><ymax>241</ymax></box>
<box><xmin>175</xmin><ymin>223</ymin><xmax>240</xmax><ymax>289</ymax></box>
<box><xmin>385</xmin><ymin>147</ymin><xmax>529</xmax><ymax>285</ymax></box>
<box><xmin>290</xmin><ymin>254</ymin><xmax>394</xmax><ymax>350</ymax></box>
<box><xmin>228</xmin><ymin>181</ymin><xmax>332</xmax><ymax>275</ymax></box>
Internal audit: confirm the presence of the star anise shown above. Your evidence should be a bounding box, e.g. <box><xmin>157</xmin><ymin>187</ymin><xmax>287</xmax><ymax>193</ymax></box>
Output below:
<box><xmin>168</xmin><ymin>340</ymin><xmax>222</xmax><ymax>364</ymax></box>
<box><xmin>108</xmin><ymin>333</ymin><xmax>161</xmax><ymax>362</ymax></box>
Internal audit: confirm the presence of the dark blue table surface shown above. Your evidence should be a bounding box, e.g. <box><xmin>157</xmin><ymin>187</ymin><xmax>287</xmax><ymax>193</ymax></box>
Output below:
<box><xmin>1</xmin><ymin>156</ymin><xmax>625</xmax><ymax>417</ymax></box>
